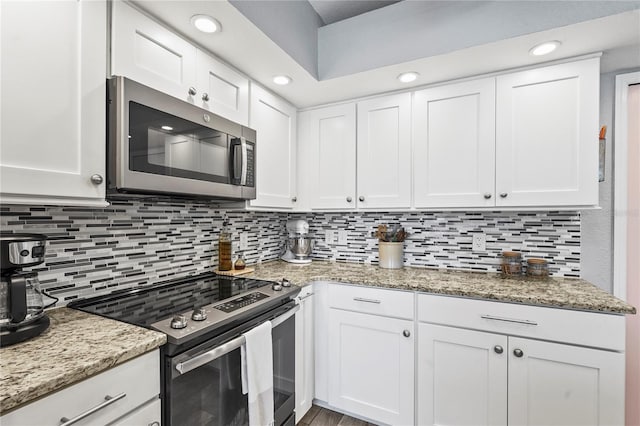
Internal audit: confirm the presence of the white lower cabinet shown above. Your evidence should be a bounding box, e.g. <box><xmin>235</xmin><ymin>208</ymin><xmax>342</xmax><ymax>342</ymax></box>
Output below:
<box><xmin>417</xmin><ymin>295</ymin><xmax>625</xmax><ymax>426</ymax></box>
<box><xmin>0</xmin><ymin>350</ymin><xmax>160</xmax><ymax>426</ymax></box>
<box><xmin>295</xmin><ymin>285</ymin><xmax>315</xmax><ymax>423</ymax></box>
<box><xmin>418</xmin><ymin>324</ymin><xmax>507</xmax><ymax>426</ymax></box>
<box><xmin>326</xmin><ymin>284</ymin><xmax>415</xmax><ymax>426</ymax></box>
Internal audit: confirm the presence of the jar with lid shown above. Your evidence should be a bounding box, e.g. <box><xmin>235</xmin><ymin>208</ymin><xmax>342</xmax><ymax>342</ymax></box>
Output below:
<box><xmin>501</xmin><ymin>251</ymin><xmax>522</xmax><ymax>275</ymax></box>
<box><xmin>234</xmin><ymin>254</ymin><xmax>246</xmax><ymax>270</ymax></box>
<box><xmin>218</xmin><ymin>222</ymin><xmax>233</xmax><ymax>271</ymax></box>
<box><xmin>526</xmin><ymin>258</ymin><xmax>549</xmax><ymax>277</ymax></box>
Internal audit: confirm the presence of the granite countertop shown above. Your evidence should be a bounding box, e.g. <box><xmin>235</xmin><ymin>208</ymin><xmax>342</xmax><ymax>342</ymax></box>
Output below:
<box><xmin>0</xmin><ymin>307</ymin><xmax>166</xmax><ymax>415</ymax></box>
<box><xmin>244</xmin><ymin>260</ymin><xmax>636</xmax><ymax>315</ymax></box>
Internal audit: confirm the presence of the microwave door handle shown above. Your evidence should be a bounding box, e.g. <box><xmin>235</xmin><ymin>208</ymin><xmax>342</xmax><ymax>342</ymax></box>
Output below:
<box><xmin>240</xmin><ymin>138</ymin><xmax>248</xmax><ymax>186</ymax></box>
<box><xmin>230</xmin><ymin>138</ymin><xmax>242</xmax><ymax>184</ymax></box>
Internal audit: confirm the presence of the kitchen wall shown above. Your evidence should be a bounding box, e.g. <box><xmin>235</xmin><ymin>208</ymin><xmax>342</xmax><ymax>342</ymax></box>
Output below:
<box><xmin>582</xmin><ymin>68</ymin><xmax>640</xmax><ymax>293</ymax></box>
<box><xmin>1</xmin><ymin>201</ymin><xmax>580</xmax><ymax>305</ymax></box>
<box><xmin>0</xmin><ymin>201</ymin><xmax>287</xmax><ymax>305</ymax></box>
<box><xmin>292</xmin><ymin>211</ymin><xmax>580</xmax><ymax>277</ymax></box>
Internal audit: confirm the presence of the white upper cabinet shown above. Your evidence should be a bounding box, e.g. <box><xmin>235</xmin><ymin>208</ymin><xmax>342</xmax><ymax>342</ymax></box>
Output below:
<box><xmin>0</xmin><ymin>0</ymin><xmax>107</xmax><ymax>206</ymax></box>
<box><xmin>111</xmin><ymin>1</ymin><xmax>249</xmax><ymax>124</ymax></box>
<box><xmin>298</xmin><ymin>104</ymin><xmax>356</xmax><ymax>209</ymax></box>
<box><xmin>413</xmin><ymin>78</ymin><xmax>496</xmax><ymax>208</ymax></box>
<box><xmin>112</xmin><ymin>1</ymin><xmax>197</xmax><ymax>103</ymax></box>
<box><xmin>249</xmin><ymin>84</ymin><xmax>297</xmax><ymax>209</ymax></box>
<box><xmin>495</xmin><ymin>58</ymin><xmax>599</xmax><ymax>207</ymax></box>
<box><xmin>195</xmin><ymin>51</ymin><xmax>249</xmax><ymax>126</ymax></box>
<box><xmin>357</xmin><ymin>93</ymin><xmax>412</xmax><ymax>209</ymax></box>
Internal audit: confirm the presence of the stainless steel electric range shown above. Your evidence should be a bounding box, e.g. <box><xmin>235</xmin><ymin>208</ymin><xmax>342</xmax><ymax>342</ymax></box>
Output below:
<box><xmin>69</xmin><ymin>273</ymin><xmax>300</xmax><ymax>426</ymax></box>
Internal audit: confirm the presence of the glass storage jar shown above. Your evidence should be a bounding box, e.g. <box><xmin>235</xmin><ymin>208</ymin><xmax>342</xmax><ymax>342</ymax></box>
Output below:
<box><xmin>501</xmin><ymin>251</ymin><xmax>522</xmax><ymax>275</ymax></box>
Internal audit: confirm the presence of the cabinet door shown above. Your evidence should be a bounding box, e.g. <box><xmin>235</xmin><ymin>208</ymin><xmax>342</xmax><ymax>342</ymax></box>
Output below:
<box><xmin>328</xmin><ymin>309</ymin><xmax>414</xmax><ymax>425</ymax></box>
<box><xmin>357</xmin><ymin>93</ymin><xmax>411</xmax><ymax>208</ymax></box>
<box><xmin>496</xmin><ymin>58</ymin><xmax>599</xmax><ymax>206</ymax></box>
<box><xmin>298</xmin><ymin>104</ymin><xmax>356</xmax><ymax>209</ymax></box>
<box><xmin>418</xmin><ymin>324</ymin><xmax>507</xmax><ymax>426</ymax></box>
<box><xmin>196</xmin><ymin>50</ymin><xmax>249</xmax><ymax>126</ymax></box>
<box><xmin>295</xmin><ymin>288</ymin><xmax>315</xmax><ymax>423</ymax></box>
<box><xmin>111</xmin><ymin>1</ymin><xmax>197</xmax><ymax>103</ymax></box>
<box><xmin>508</xmin><ymin>337</ymin><xmax>624</xmax><ymax>426</ymax></box>
<box><xmin>413</xmin><ymin>78</ymin><xmax>496</xmax><ymax>208</ymax></box>
<box><xmin>249</xmin><ymin>83</ymin><xmax>297</xmax><ymax>209</ymax></box>
<box><xmin>0</xmin><ymin>0</ymin><xmax>106</xmax><ymax>206</ymax></box>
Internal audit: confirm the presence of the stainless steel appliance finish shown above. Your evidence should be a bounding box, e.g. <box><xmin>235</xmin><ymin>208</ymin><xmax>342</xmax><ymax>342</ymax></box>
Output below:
<box><xmin>107</xmin><ymin>76</ymin><xmax>256</xmax><ymax>200</ymax></box>
<box><xmin>69</xmin><ymin>273</ymin><xmax>300</xmax><ymax>426</ymax></box>
<box><xmin>281</xmin><ymin>219</ymin><xmax>314</xmax><ymax>264</ymax></box>
<box><xmin>0</xmin><ymin>233</ymin><xmax>52</xmax><ymax>347</ymax></box>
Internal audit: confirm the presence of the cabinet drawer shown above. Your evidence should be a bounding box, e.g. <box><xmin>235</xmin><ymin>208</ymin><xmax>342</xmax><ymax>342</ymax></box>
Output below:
<box><xmin>329</xmin><ymin>283</ymin><xmax>414</xmax><ymax>319</ymax></box>
<box><xmin>108</xmin><ymin>397</ymin><xmax>161</xmax><ymax>426</ymax></box>
<box><xmin>418</xmin><ymin>294</ymin><xmax>624</xmax><ymax>351</ymax></box>
<box><xmin>1</xmin><ymin>350</ymin><xmax>159</xmax><ymax>426</ymax></box>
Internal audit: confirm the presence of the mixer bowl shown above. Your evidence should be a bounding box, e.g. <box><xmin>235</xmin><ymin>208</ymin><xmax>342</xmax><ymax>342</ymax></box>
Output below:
<box><xmin>286</xmin><ymin>237</ymin><xmax>314</xmax><ymax>258</ymax></box>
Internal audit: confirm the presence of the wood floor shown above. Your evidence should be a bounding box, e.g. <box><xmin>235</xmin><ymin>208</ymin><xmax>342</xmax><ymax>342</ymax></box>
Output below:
<box><xmin>297</xmin><ymin>405</ymin><xmax>377</xmax><ymax>426</ymax></box>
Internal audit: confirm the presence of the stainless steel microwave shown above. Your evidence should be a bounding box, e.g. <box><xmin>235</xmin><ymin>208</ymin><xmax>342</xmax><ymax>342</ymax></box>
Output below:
<box><xmin>107</xmin><ymin>76</ymin><xmax>256</xmax><ymax>200</ymax></box>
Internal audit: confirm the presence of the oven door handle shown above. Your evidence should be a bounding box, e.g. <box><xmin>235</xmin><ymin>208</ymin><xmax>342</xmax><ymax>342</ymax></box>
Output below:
<box><xmin>175</xmin><ymin>305</ymin><xmax>300</xmax><ymax>375</ymax></box>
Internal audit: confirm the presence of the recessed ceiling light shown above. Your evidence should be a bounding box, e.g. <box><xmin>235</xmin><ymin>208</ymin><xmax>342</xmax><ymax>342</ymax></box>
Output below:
<box><xmin>161</xmin><ymin>125</ymin><xmax>173</xmax><ymax>131</ymax></box>
<box><xmin>190</xmin><ymin>15</ymin><xmax>221</xmax><ymax>33</ymax></box>
<box><xmin>273</xmin><ymin>75</ymin><xmax>292</xmax><ymax>85</ymax></box>
<box><xmin>529</xmin><ymin>41</ymin><xmax>561</xmax><ymax>56</ymax></box>
<box><xmin>397</xmin><ymin>72</ymin><xmax>419</xmax><ymax>83</ymax></box>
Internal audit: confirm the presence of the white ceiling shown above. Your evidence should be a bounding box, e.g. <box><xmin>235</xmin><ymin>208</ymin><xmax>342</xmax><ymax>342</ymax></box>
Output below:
<box><xmin>308</xmin><ymin>0</ymin><xmax>401</xmax><ymax>25</ymax></box>
<box><xmin>132</xmin><ymin>1</ymin><xmax>640</xmax><ymax>109</ymax></box>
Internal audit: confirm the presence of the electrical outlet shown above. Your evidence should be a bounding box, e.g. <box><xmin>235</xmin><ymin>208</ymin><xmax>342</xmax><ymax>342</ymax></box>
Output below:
<box><xmin>239</xmin><ymin>233</ymin><xmax>249</xmax><ymax>250</ymax></box>
<box><xmin>338</xmin><ymin>230</ymin><xmax>348</xmax><ymax>245</ymax></box>
<box><xmin>325</xmin><ymin>230</ymin><xmax>335</xmax><ymax>245</ymax></box>
<box><xmin>472</xmin><ymin>233</ymin><xmax>486</xmax><ymax>251</ymax></box>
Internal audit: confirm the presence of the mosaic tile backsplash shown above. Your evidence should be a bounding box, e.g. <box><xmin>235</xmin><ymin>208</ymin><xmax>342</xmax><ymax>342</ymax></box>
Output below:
<box><xmin>0</xmin><ymin>201</ymin><xmax>580</xmax><ymax>304</ymax></box>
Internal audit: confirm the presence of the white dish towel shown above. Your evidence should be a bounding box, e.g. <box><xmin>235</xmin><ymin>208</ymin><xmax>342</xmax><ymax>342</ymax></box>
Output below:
<box><xmin>241</xmin><ymin>320</ymin><xmax>274</xmax><ymax>426</ymax></box>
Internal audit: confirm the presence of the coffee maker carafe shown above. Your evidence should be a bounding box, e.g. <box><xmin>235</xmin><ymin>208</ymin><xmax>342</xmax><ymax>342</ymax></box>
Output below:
<box><xmin>0</xmin><ymin>233</ymin><xmax>52</xmax><ymax>347</ymax></box>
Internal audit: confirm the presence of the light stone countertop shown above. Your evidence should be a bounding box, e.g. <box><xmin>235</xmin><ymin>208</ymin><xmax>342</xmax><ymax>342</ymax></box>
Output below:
<box><xmin>0</xmin><ymin>307</ymin><xmax>166</xmax><ymax>415</ymax></box>
<box><xmin>244</xmin><ymin>260</ymin><xmax>636</xmax><ymax>315</ymax></box>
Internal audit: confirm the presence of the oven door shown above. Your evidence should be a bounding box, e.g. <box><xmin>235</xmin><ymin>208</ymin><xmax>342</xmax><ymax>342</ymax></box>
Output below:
<box><xmin>165</xmin><ymin>303</ymin><xmax>298</xmax><ymax>426</ymax></box>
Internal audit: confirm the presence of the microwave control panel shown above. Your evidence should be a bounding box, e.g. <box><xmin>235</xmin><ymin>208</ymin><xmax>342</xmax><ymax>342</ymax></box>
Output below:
<box><xmin>246</xmin><ymin>144</ymin><xmax>255</xmax><ymax>187</ymax></box>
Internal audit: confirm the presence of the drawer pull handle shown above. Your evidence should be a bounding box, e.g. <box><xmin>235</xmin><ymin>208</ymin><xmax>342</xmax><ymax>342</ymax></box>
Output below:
<box><xmin>353</xmin><ymin>297</ymin><xmax>381</xmax><ymax>304</ymax></box>
<box><xmin>297</xmin><ymin>292</ymin><xmax>315</xmax><ymax>301</ymax></box>
<box><xmin>480</xmin><ymin>315</ymin><xmax>537</xmax><ymax>326</ymax></box>
<box><xmin>60</xmin><ymin>393</ymin><xmax>126</xmax><ymax>425</ymax></box>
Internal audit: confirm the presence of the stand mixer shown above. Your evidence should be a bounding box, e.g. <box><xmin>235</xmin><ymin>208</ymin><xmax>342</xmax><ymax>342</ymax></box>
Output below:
<box><xmin>281</xmin><ymin>220</ymin><xmax>314</xmax><ymax>264</ymax></box>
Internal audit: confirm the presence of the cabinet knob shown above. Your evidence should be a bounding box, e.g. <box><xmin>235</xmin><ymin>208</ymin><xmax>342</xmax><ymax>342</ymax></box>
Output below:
<box><xmin>90</xmin><ymin>174</ymin><xmax>103</xmax><ymax>185</ymax></box>
<box><xmin>500</xmin><ymin>193</ymin><xmax>508</xmax><ymax>198</ymax></box>
<box><xmin>292</xmin><ymin>197</ymin><xmax>297</xmax><ymax>203</ymax></box>
<box><xmin>403</xmin><ymin>330</ymin><xmax>411</xmax><ymax>338</ymax></box>
<box><xmin>484</xmin><ymin>193</ymin><xmax>492</xmax><ymax>199</ymax></box>
<box><xmin>188</xmin><ymin>87</ymin><xmax>197</xmax><ymax>96</ymax></box>
<box><xmin>346</xmin><ymin>196</ymin><xmax>352</xmax><ymax>203</ymax></box>
<box><xmin>149</xmin><ymin>422</ymin><xmax>160</xmax><ymax>426</ymax></box>
<box><xmin>359</xmin><ymin>196</ymin><xmax>365</xmax><ymax>202</ymax></box>
<box><xmin>494</xmin><ymin>345</ymin><xmax>504</xmax><ymax>354</ymax></box>
<box><xmin>202</xmin><ymin>93</ymin><xmax>210</xmax><ymax>102</ymax></box>
<box><xmin>513</xmin><ymin>348</ymin><xmax>524</xmax><ymax>358</ymax></box>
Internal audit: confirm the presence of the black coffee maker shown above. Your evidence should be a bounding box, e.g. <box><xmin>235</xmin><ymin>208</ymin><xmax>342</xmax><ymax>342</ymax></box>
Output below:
<box><xmin>0</xmin><ymin>233</ymin><xmax>52</xmax><ymax>347</ymax></box>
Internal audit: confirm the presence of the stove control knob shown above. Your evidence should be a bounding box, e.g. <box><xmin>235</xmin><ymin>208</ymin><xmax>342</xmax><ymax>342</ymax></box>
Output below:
<box><xmin>170</xmin><ymin>315</ymin><xmax>188</xmax><ymax>329</ymax></box>
<box><xmin>191</xmin><ymin>308</ymin><xmax>207</xmax><ymax>321</ymax></box>
<box><xmin>281</xmin><ymin>278</ymin><xmax>291</xmax><ymax>288</ymax></box>
<box><xmin>272</xmin><ymin>283</ymin><xmax>283</xmax><ymax>291</ymax></box>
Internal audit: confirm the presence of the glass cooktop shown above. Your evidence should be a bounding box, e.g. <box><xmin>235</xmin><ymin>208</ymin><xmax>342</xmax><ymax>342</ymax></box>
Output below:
<box><xmin>68</xmin><ymin>273</ymin><xmax>275</xmax><ymax>327</ymax></box>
